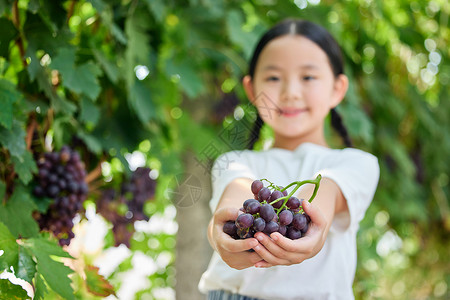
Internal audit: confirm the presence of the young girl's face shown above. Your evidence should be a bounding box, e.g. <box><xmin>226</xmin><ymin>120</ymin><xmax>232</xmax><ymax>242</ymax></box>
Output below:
<box><xmin>243</xmin><ymin>35</ymin><xmax>348</xmax><ymax>148</ymax></box>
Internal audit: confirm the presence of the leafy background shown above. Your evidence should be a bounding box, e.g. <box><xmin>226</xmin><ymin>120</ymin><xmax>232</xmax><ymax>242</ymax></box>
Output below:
<box><xmin>0</xmin><ymin>0</ymin><xmax>449</xmax><ymax>299</ymax></box>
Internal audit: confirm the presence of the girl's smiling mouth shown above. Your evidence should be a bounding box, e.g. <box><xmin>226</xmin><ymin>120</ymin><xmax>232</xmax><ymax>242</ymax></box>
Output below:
<box><xmin>279</xmin><ymin>107</ymin><xmax>307</xmax><ymax>117</ymax></box>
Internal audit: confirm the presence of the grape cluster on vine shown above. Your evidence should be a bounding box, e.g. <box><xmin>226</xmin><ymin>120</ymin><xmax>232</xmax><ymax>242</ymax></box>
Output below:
<box><xmin>223</xmin><ymin>175</ymin><xmax>321</xmax><ymax>240</ymax></box>
<box><xmin>96</xmin><ymin>167</ymin><xmax>157</xmax><ymax>247</ymax></box>
<box><xmin>32</xmin><ymin>146</ymin><xmax>88</xmax><ymax>246</ymax></box>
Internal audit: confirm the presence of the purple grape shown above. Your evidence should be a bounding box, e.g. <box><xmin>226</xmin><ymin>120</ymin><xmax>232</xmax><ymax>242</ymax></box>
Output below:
<box><xmin>235</xmin><ymin>213</ymin><xmax>254</xmax><ymax>229</ymax></box>
<box><xmin>253</xmin><ymin>217</ymin><xmax>266</xmax><ymax>232</ymax></box>
<box><xmin>292</xmin><ymin>213</ymin><xmax>307</xmax><ymax>231</ymax></box>
<box><xmin>263</xmin><ymin>221</ymin><xmax>279</xmax><ymax>235</ymax></box>
<box><xmin>278</xmin><ymin>225</ymin><xmax>287</xmax><ymax>236</ymax></box>
<box><xmin>279</xmin><ymin>210</ymin><xmax>294</xmax><ymax>226</ymax></box>
<box><xmin>270</xmin><ymin>190</ymin><xmax>284</xmax><ymax>209</ymax></box>
<box><xmin>223</xmin><ymin>221</ymin><xmax>238</xmax><ymax>238</ymax></box>
<box><xmin>286</xmin><ymin>227</ymin><xmax>302</xmax><ymax>239</ymax></box>
<box><xmin>259</xmin><ymin>203</ymin><xmax>275</xmax><ymax>222</ymax></box>
<box><xmin>245</xmin><ymin>200</ymin><xmax>261</xmax><ymax>214</ymax></box>
<box><xmin>301</xmin><ymin>222</ymin><xmax>309</xmax><ymax>234</ymax></box>
<box><xmin>258</xmin><ymin>187</ymin><xmax>271</xmax><ymax>202</ymax></box>
<box><xmin>278</xmin><ymin>186</ymin><xmax>288</xmax><ymax>196</ymax></box>
<box><xmin>251</xmin><ymin>180</ymin><xmax>264</xmax><ymax>195</ymax></box>
<box><xmin>286</xmin><ymin>196</ymin><xmax>301</xmax><ymax>209</ymax></box>
<box><xmin>238</xmin><ymin>227</ymin><xmax>255</xmax><ymax>239</ymax></box>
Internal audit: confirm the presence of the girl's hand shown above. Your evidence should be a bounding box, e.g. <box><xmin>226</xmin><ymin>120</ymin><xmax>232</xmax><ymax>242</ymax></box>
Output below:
<box><xmin>251</xmin><ymin>200</ymin><xmax>327</xmax><ymax>267</ymax></box>
<box><xmin>211</xmin><ymin>207</ymin><xmax>264</xmax><ymax>270</ymax></box>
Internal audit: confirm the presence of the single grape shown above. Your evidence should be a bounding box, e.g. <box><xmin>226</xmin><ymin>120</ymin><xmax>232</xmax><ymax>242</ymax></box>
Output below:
<box><xmin>263</xmin><ymin>221</ymin><xmax>279</xmax><ymax>235</ymax></box>
<box><xmin>292</xmin><ymin>213</ymin><xmax>307</xmax><ymax>231</ymax></box>
<box><xmin>223</xmin><ymin>221</ymin><xmax>238</xmax><ymax>237</ymax></box>
<box><xmin>301</xmin><ymin>222</ymin><xmax>309</xmax><ymax>234</ymax></box>
<box><xmin>259</xmin><ymin>203</ymin><xmax>275</xmax><ymax>222</ymax></box>
<box><xmin>286</xmin><ymin>196</ymin><xmax>301</xmax><ymax>209</ymax></box>
<box><xmin>251</xmin><ymin>180</ymin><xmax>264</xmax><ymax>195</ymax></box>
<box><xmin>238</xmin><ymin>227</ymin><xmax>255</xmax><ymax>239</ymax></box>
<box><xmin>253</xmin><ymin>217</ymin><xmax>266</xmax><ymax>232</ymax></box>
<box><xmin>235</xmin><ymin>213</ymin><xmax>254</xmax><ymax>229</ymax></box>
<box><xmin>258</xmin><ymin>187</ymin><xmax>271</xmax><ymax>202</ymax></box>
<box><xmin>278</xmin><ymin>186</ymin><xmax>288</xmax><ymax>197</ymax></box>
<box><xmin>247</xmin><ymin>201</ymin><xmax>261</xmax><ymax>214</ymax></box>
<box><xmin>270</xmin><ymin>190</ymin><xmax>284</xmax><ymax>209</ymax></box>
<box><xmin>278</xmin><ymin>225</ymin><xmax>287</xmax><ymax>236</ymax></box>
<box><xmin>279</xmin><ymin>210</ymin><xmax>294</xmax><ymax>226</ymax></box>
<box><xmin>286</xmin><ymin>227</ymin><xmax>302</xmax><ymax>239</ymax></box>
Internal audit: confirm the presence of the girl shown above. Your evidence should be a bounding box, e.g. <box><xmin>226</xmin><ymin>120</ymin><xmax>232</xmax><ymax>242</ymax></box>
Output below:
<box><xmin>199</xmin><ymin>19</ymin><xmax>379</xmax><ymax>300</ymax></box>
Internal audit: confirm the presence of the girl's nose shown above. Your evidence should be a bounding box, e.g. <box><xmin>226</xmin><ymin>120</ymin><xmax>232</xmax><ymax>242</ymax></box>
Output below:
<box><xmin>281</xmin><ymin>79</ymin><xmax>301</xmax><ymax>102</ymax></box>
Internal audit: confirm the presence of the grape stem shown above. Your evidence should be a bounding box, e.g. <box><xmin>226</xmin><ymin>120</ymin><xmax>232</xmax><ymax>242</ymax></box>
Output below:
<box><xmin>261</xmin><ymin>174</ymin><xmax>322</xmax><ymax>214</ymax></box>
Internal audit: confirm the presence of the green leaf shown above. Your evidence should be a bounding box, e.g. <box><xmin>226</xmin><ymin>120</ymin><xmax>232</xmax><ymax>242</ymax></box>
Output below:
<box><xmin>0</xmin><ymin>181</ymin><xmax>5</xmax><ymax>200</ymax></box>
<box><xmin>23</xmin><ymin>238</ymin><xmax>74</xmax><ymax>300</ymax></box>
<box><xmin>144</xmin><ymin>0</ymin><xmax>166</xmax><ymax>23</ymax></box>
<box><xmin>77</xmin><ymin>131</ymin><xmax>102</xmax><ymax>154</ymax></box>
<box><xmin>34</xmin><ymin>66</ymin><xmax>76</xmax><ymax>114</ymax></box>
<box><xmin>92</xmin><ymin>49</ymin><xmax>119</xmax><ymax>84</ymax></box>
<box><xmin>33</xmin><ymin>273</ymin><xmax>47</xmax><ymax>300</ymax></box>
<box><xmin>0</xmin><ymin>79</ymin><xmax>22</xmax><ymax>129</ymax></box>
<box><xmin>0</xmin><ymin>18</ymin><xmax>17</xmax><ymax>58</ymax></box>
<box><xmin>129</xmin><ymin>80</ymin><xmax>156</xmax><ymax>124</ymax></box>
<box><xmin>0</xmin><ymin>186</ymin><xmax>39</xmax><ymax>238</ymax></box>
<box><xmin>15</xmin><ymin>248</ymin><xmax>36</xmax><ymax>284</ymax></box>
<box><xmin>0</xmin><ymin>279</ymin><xmax>30</xmax><ymax>300</ymax></box>
<box><xmin>0</xmin><ymin>222</ymin><xmax>18</xmax><ymax>271</ymax></box>
<box><xmin>165</xmin><ymin>58</ymin><xmax>204</xmax><ymax>99</ymax></box>
<box><xmin>79</xmin><ymin>96</ymin><xmax>100</xmax><ymax>126</ymax></box>
<box><xmin>51</xmin><ymin>48</ymin><xmax>103</xmax><ymax>100</ymax></box>
<box><xmin>0</xmin><ymin>120</ymin><xmax>26</xmax><ymax>158</ymax></box>
<box><xmin>84</xmin><ymin>265</ymin><xmax>116</xmax><ymax>297</ymax></box>
<box><xmin>11</xmin><ymin>151</ymin><xmax>38</xmax><ymax>185</ymax></box>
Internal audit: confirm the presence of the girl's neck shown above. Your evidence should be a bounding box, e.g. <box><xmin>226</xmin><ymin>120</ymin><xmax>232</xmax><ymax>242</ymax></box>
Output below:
<box><xmin>272</xmin><ymin>133</ymin><xmax>328</xmax><ymax>151</ymax></box>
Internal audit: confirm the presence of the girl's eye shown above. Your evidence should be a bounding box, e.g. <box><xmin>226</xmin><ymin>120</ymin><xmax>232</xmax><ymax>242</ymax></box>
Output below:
<box><xmin>266</xmin><ymin>76</ymin><xmax>280</xmax><ymax>82</ymax></box>
<box><xmin>303</xmin><ymin>75</ymin><xmax>316</xmax><ymax>81</ymax></box>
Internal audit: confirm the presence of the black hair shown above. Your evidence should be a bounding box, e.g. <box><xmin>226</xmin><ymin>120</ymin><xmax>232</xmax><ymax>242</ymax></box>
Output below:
<box><xmin>247</xmin><ymin>19</ymin><xmax>353</xmax><ymax>149</ymax></box>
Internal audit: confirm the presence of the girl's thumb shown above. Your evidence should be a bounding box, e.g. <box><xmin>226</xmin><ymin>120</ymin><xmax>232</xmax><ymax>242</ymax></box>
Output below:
<box><xmin>302</xmin><ymin>200</ymin><xmax>326</xmax><ymax>228</ymax></box>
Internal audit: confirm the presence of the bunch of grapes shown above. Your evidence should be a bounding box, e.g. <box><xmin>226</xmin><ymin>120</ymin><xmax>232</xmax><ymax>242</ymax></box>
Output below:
<box><xmin>96</xmin><ymin>167</ymin><xmax>157</xmax><ymax>247</ymax></box>
<box><xmin>223</xmin><ymin>175</ymin><xmax>322</xmax><ymax>240</ymax></box>
<box><xmin>32</xmin><ymin>146</ymin><xmax>88</xmax><ymax>246</ymax></box>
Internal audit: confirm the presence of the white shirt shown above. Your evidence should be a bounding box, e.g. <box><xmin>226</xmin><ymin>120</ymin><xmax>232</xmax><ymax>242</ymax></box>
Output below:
<box><xmin>198</xmin><ymin>143</ymin><xmax>380</xmax><ymax>300</ymax></box>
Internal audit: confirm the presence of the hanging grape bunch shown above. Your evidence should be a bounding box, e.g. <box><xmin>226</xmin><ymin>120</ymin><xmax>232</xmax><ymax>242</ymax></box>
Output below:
<box><xmin>96</xmin><ymin>167</ymin><xmax>157</xmax><ymax>247</ymax></box>
<box><xmin>32</xmin><ymin>146</ymin><xmax>89</xmax><ymax>246</ymax></box>
<box><xmin>223</xmin><ymin>174</ymin><xmax>322</xmax><ymax>240</ymax></box>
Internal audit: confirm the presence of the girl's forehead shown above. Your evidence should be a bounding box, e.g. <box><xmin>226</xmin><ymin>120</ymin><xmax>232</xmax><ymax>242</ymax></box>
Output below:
<box><xmin>257</xmin><ymin>35</ymin><xmax>329</xmax><ymax>67</ymax></box>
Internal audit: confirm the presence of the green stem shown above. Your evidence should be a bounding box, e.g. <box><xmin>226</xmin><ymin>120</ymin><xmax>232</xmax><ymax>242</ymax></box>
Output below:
<box><xmin>268</xmin><ymin>174</ymin><xmax>322</xmax><ymax>213</ymax></box>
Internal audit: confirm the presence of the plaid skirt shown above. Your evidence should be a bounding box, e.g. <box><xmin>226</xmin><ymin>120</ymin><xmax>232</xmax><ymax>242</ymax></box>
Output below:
<box><xmin>207</xmin><ymin>290</ymin><xmax>262</xmax><ymax>300</ymax></box>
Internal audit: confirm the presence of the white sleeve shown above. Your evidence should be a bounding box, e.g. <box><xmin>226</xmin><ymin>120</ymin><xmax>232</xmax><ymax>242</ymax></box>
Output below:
<box><xmin>209</xmin><ymin>151</ymin><xmax>257</xmax><ymax>212</ymax></box>
<box><xmin>314</xmin><ymin>149</ymin><xmax>380</xmax><ymax>231</ymax></box>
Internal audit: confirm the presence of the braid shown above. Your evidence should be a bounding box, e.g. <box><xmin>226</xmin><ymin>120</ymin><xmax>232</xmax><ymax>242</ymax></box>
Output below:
<box><xmin>247</xmin><ymin>113</ymin><xmax>264</xmax><ymax>149</ymax></box>
<box><xmin>330</xmin><ymin>108</ymin><xmax>353</xmax><ymax>148</ymax></box>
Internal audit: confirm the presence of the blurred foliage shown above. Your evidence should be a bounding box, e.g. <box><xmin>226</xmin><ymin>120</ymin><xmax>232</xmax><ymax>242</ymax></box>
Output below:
<box><xmin>0</xmin><ymin>0</ymin><xmax>448</xmax><ymax>299</ymax></box>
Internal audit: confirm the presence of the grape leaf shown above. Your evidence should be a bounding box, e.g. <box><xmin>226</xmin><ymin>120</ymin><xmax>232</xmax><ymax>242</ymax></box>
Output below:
<box><xmin>0</xmin><ymin>75</ymin><xmax>21</xmax><ymax>130</ymax></box>
<box><xmin>0</xmin><ymin>279</ymin><xmax>30</xmax><ymax>300</ymax></box>
<box><xmin>0</xmin><ymin>186</ymin><xmax>39</xmax><ymax>238</ymax></box>
<box><xmin>51</xmin><ymin>48</ymin><xmax>103</xmax><ymax>100</ymax></box>
<box><xmin>84</xmin><ymin>265</ymin><xmax>116</xmax><ymax>297</ymax></box>
<box><xmin>15</xmin><ymin>248</ymin><xmax>36</xmax><ymax>284</ymax></box>
<box><xmin>92</xmin><ymin>49</ymin><xmax>119</xmax><ymax>84</ymax></box>
<box><xmin>165</xmin><ymin>58</ymin><xmax>204</xmax><ymax>99</ymax></box>
<box><xmin>33</xmin><ymin>273</ymin><xmax>47</xmax><ymax>300</ymax></box>
<box><xmin>0</xmin><ymin>18</ymin><xmax>17</xmax><ymax>58</ymax></box>
<box><xmin>23</xmin><ymin>238</ymin><xmax>74</xmax><ymax>300</ymax></box>
<box><xmin>11</xmin><ymin>150</ymin><xmax>38</xmax><ymax>185</ymax></box>
<box><xmin>77</xmin><ymin>131</ymin><xmax>102</xmax><ymax>155</ymax></box>
<box><xmin>0</xmin><ymin>222</ymin><xmax>18</xmax><ymax>271</ymax></box>
<box><xmin>0</xmin><ymin>181</ymin><xmax>5</xmax><ymax>200</ymax></box>
<box><xmin>79</xmin><ymin>96</ymin><xmax>100</xmax><ymax>126</ymax></box>
<box><xmin>129</xmin><ymin>80</ymin><xmax>156</xmax><ymax>124</ymax></box>
<box><xmin>0</xmin><ymin>120</ymin><xmax>26</xmax><ymax>157</ymax></box>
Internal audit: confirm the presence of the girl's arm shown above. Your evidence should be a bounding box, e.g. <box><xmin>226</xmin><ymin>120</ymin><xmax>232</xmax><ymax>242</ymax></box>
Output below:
<box><xmin>207</xmin><ymin>177</ymin><xmax>265</xmax><ymax>270</ymax></box>
<box><xmin>251</xmin><ymin>177</ymin><xmax>346</xmax><ymax>267</ymax></box>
